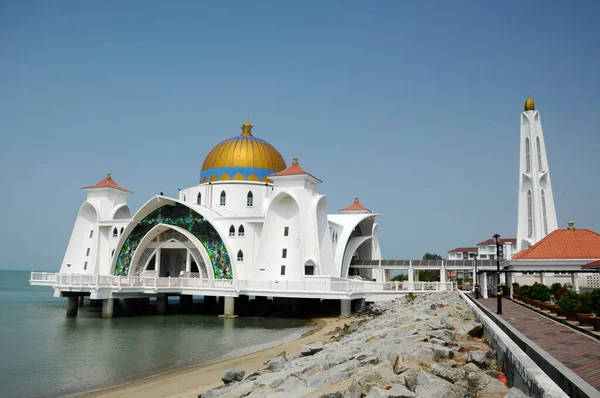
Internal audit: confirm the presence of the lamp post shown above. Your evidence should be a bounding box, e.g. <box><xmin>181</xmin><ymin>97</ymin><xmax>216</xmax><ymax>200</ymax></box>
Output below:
<box><xmin>493</xmin><ymin>233</ymin><xmax>503</xmax><ymax>314</ymax></box>
<box><xmin>474</xmin><ymin>253</ymin><xmax>479</xmax><ymax>299</ymax></box>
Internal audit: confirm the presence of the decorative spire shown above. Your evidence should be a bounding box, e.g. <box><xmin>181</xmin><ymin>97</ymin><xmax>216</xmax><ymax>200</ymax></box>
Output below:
<box><xmin>106</xmin><ymin>171</ymin><xmax>112</xmax><ymax>180</ymax></box>
<box><xmin>524</xmin><ymin>96</ymin><xmax>535</xmax><ymax>112</ymax></box>
<box><xmin>567</xmin><ymin>220</ymin><xmax>576</xmax><ymax>231</ymax></box>
<box><xmin>241</xmin><ymin>117</ymin><xmax>253</xmax><ymax>136</ymax></box>
<box><xmin>354</xmin><ymin>197</ymin><xmax>359</xmax><ymax>203</ymax></box>
<box><xmin>292</xmin><ymin>156</ymin><xmax>299</xmax><ymax>165</ymax></box>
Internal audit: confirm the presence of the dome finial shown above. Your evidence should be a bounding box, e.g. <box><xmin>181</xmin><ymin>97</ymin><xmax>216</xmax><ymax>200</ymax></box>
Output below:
<box><xmin>567</xmin><ymin>220</ymin><xmax>576</xmax><ymax>231</ymax></box>
<box><xmin>292</xmin><ymin>157</ymin><xmax>299</xmax><ymax>165</ymax></box>
<box><xmin>106</xmin><ymin>171</ymin><xmax>112</xmax><ymax>180</ymax></box>
<box><xmin>241</xmin><ymin>117</ymin><xmax>253</xmax><ymax>136</ymax></box>
<box><xmin>524</xmin><ymin>96</ymin><xmax>535</xmax><ymax>112</ymax></box>
<box><xmin>355</xmin><ymin>197</ymin><xmax>359</xmax><ymax>203</ymax></box>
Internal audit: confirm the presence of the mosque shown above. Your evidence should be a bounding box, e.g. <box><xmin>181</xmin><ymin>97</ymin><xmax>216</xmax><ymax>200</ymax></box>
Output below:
<box><xmin>58</xmin><ymin>118</ymin><xmax>382</xmax><ymax>289</ymax></box>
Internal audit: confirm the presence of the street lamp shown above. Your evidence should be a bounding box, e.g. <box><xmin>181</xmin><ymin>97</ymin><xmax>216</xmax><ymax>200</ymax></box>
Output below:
<box><xmin>493</xmin><ymin>233</ymin><xmax>503</xmax><ymax>314</ymax></box>
<box><xmin>474</xmin><ymin>253</ymin><xmax>479</xmax><ymax>299</ymax></box>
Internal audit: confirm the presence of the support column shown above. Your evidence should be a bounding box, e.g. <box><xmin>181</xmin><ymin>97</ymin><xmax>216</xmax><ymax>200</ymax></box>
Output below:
<box><xmin>102</xmin><ymin>298</ymin><xmax>114</xmax><ymax>318</ymax></box>
<box><xmin>180</xmin><ymin>295</ymin><xmax>193</xmax><ymax>308</ymax></box>
<box><xmin>440</xmin><ymin>266</ymin><xmax>447</xmax><ymax>290</ymax></box>
<box><xmin>185</xmin><ymin>251</ymin><xmax>191</xmax><ymax>273</ymax></box>
<box><xmin>67</xmin><ymin>296</ymin><xmax>79</xmax><ymax>317</ymax></box>
<box><xmin>220</xmin><ymin>296</ymin><xmax>237</xmax><ymax>318</ymax></box>
<box><xmin>408</xmin><ymin>264</ymin><xmax>414</xmax><ymax>290</ymax></box>
<box><xmin>572</xmin><ymin>273</ymin><xmax>580</xmax><ymax>293</ymax></box>
<box><xmin>354</xmin><ymin>298</ymin><xmax>366</xmax><ymax>312</ymax></box>
<box><xmin>481</xmin><ymin>272</ymin><xmax>488</xmax><ymax>298</ymax></box>
<box><xmin>507</xmin><ymin>272</ymin><xmax>514</xmax><ymax>298</ymax></box>
<box><xmin>340</xmin><ymin>299</ymin><xmax>351</xmax><ymax>318</ymax></box>
<box><xmin>472</xmin><ymin>266</ymin><xmax>477</xmax><ymax>293</ymax></box>
<box><xmin>79</xmin><ymin>296</ymin><xmax>85</xmax><ymax>307</ymax></box>
<box><xmin>155</xmin><ymin>248</ymin><xmax>162</xmax><ymax>277</ymax></box>
<box><xmin>540</xmin><ymin>272</ymin><xmax>547</xmax><ymax>285</ymax></box>
<box><xmin>156</xmin><ymin>295</ymin><xmax>167</xmax><ymax>315</ymax></box>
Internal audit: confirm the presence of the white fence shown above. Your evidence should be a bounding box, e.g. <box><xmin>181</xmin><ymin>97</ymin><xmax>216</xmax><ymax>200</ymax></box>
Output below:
<box><xmin>30</xmin><ymin>272</ymin><xmax>455</xmax><ymax>295</ymax></box>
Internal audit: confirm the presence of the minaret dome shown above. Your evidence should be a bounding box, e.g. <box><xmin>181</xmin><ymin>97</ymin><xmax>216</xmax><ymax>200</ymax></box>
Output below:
<box><xmin>524</xmin><ymin>97</ymin><xmax>535</xmax><ymax>112</ymax></box>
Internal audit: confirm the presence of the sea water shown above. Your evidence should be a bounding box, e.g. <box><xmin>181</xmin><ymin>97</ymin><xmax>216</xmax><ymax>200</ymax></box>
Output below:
<box><xmin>0</xmin><ymin>271</ymin><xmax>311</xmax><ymax>398</ymax></box>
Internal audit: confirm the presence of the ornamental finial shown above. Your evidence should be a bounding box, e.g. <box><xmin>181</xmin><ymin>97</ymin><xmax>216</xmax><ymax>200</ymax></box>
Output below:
<box><xmin>241</xmin><ymin>117</ymin><xmax>253</xmax><ymax>136</ymax></box>
<box><xmin>106</xmin><ymin>171</ymin><xmax>112</xmax><ymax>180</ymax></box>
<box><xmin>355</xmin><ymin>197</ymin><xmax>359</xmax><ymax>203</ymax></box>
<box><xmin>292</xmin><ymin>157</ymin><xmax>299</xmax><ymax>165</ymax></box>
<box><xmin>524</xmin><ymin>96</ymin><xmax>535</xmax><ymax>112</ymax></box>
<box><xmin>567</xmin><ymin>220</ymin><xmax>576</xmax><ymax>231</ymax></box>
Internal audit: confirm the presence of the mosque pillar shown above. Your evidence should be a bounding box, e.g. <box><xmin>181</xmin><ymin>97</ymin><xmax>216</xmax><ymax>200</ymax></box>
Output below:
<box><xmin>408</xmin><ymin>263</ymin><xmax>414</xmax><ymax>290</ymax></box>
<box><xmin>220</xmin><ymin>296</ymin><xmax>237</xmax><ymax>318</ymax></box>
<box><xmin>481</xmin><ymin>272</ymin><xmax>488</xmax><ymax>299</ymax></box>
<box><xmin>440</xmin><ymin>265</ymin><xmax>447</xmax><ymax>290</ymax></box>
<box><xmin>185</xmin><ymin>251</ymin><xmax>191</xmax><ymax>274</ymax></box>
<box><xmin>156</xmin><ymin>295</ymin><xmax>167</xmax><ymax>315</ymax></box>
<box><xmin>506</xmin><ymin>273</ymin><xmax>514</xmax><ymax>298</ymax></box>
<box><xmin>155</xmin><ymin>248</ymin><xmax>162</xmax><ymax>277</ymax></box>
<box><xmin>340</xmin><ymin>299</ymin><xmax>351</xmax><ymax>318</ymax></box>
<box><xmin>102</xmin><ymin>298</ymin><xmax>114</xmax><ymax>318</ymax></box>
<box><xmin>66</xmin><ymin>296</ymin><xmax>79</xmax><ymax>317</ymax></box>
<box><xmin>472</xmin><ymin>266</ymin><xmax>477</xmax><ymax>293</ymax></box>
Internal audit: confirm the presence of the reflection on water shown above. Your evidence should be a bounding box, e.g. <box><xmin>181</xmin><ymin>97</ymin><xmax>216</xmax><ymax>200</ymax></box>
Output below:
<box><xmin>0</xmin><ymin>271</ymin><xmax>310</xmax><ymax>398</ymax></box>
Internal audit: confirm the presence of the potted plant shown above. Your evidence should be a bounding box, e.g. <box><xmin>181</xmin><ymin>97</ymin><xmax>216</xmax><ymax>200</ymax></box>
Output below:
<box><xmin>576</xmin><ymin>293</ymin><xmax>594</xmax><ymax>326</ymax></box>
<box><xmin>589</xmin><ymin>289</ymin><xmax>600</xmax><ymax>331</ymax></box>
<box><xmin>558</xmin><ymin>290</ymin><xmax>580</xmax><ymax>321</ymax></box>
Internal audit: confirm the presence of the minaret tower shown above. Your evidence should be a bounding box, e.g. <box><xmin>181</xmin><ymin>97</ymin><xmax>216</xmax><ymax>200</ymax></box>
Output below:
<box><xmin>516</xmin><ymin>97</ymin><xmax>558</xmax><ymax>251</ymax></box>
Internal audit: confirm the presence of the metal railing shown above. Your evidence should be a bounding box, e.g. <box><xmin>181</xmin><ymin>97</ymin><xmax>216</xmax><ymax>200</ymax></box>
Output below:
<box><xmin>30</xmin><ymin>272</ymin><xmax>455</xmax><ymax>294</ymax></box>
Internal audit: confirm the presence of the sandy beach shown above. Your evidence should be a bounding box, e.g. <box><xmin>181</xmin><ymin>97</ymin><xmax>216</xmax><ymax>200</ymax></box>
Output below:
<box><xmin>82</xmin><ymin>317</ymin><xmax>349</xmax><ymax>398</ymax></box>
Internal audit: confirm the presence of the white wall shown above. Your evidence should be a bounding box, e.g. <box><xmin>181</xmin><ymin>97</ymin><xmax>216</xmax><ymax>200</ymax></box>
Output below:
<box><xmin>60</xmin><ymin>202</ymin><xmax>98</xmax><ymax>274</ymax></box>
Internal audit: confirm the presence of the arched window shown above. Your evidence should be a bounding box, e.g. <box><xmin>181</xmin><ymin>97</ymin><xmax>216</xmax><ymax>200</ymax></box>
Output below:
<box><xmin>536</xmin><ymin>137</ymin><xmax>543</xmax><ymax>172</ymax></box>
<box><xmin>525</xmin><ymin>138</ymin><xmax>531</xmax><ymax>172</ymax></box>
<box><xmin>237</xmin><ymin>250</ymin><xmax>244</xmax><ymax>262</ymax></box>
<box><xmin>220</xmin><ymin>191</ymin><xmax>226</xmax><ymax>206</ymax></box>
<box><xmin>183</xmin><ymin>195</ymin><xmax>186</xmax><ymax>201</ymax></box>
<box><xmin>527</xmin><ymin>190</ymin><xmax>533</xmax><ymax>237</ymax></box>
<box><xmin>247</xmin><ymin>191</ymin><xmax>254</xmax><ymax>207</ymax></box>
<box><xmin>229</xmin><ymin>225</ymin><xmax>235</xmax><ymax>237</ymax></box>
<box><xmin>120</xmin><ymin>227</ymin><xmax>124</xmax><ymax>236</ymax></box>
<box><xmin>113</xmin><ymin>227</ymin><xmax>118</xmax><ymax>238</ymax></box>
<box><xmin>197</xmin><ymin>192</ymin><xmax>202</xmax><ymax>205</ymax></box>
<box><xmin>541</xmin><ymin>189</ymin><xmax>548</xmax><ymax>236</ymax></box>
<box><xmin>238</xmin><ymin>225</ymin><xmax>245</xmax><ymax>237</ymax></box>
<box><xmin>111</xmin><ymin>249</ymin><xmax>115</xmax><ymax>258</ymax></box>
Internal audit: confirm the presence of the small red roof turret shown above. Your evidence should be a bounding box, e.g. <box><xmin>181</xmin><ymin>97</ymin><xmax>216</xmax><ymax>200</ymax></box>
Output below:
<box><xmin>82</xmin><ymin>172</ymin><xmax>133</xmax><ymax>194</ymax></box>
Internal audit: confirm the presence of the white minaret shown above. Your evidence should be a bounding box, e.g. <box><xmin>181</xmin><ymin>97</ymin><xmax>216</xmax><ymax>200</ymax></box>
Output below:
<box><xmin>516</xmin><ymin>97</ymin><xmax>558</xmax><ymax>251</ymax></box>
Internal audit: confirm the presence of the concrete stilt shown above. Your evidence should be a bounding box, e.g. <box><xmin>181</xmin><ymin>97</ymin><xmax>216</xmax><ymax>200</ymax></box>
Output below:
<box><xmin>102</xmin><ymin>298</ymin><xmax>114</xmax><ymax>318</ymax></box>
<box><xmin>481</xmin><ymin>272</ymin><xmax>488</xmax><ymax>298</ymax></box>
<box><xmin>235</xmin><ymin>296</ymin><xmax>249</xmax><ymax>316</ymax></box>
<box><xmin>203</xmin><ymin>296</ymin><xmax>217</xmax><ymax>314</ymax></box>
<box><xmin>220</xmin><ymin>296</ymin><xmax>237</xmax><ymax>318</ymax></box>
<box><xmin>180</xmin><ymin>295</ymin><xmax>193</xmax><ymax>308</ymax></box>
<box><xmin>156</xmin><ymin>295</ymin><xmax>167</xmax><ymax>315</ymax></box>
<box><xmin>79</xmin><ymin>296</ymin><xmax>85</xmax><ymax>307</ymax></box>
<box><xmin>355</xmin><ymin>298</ymin><xmax>366</xmax><ymax>312</ymax></box>
<box><xmin>340</xmin><ymin>299</ymin><xmax>351</xmax><ymax>318</ymax></box>
<box><xmin>67</xmin><ymin>296</ymin><xmax>79</xmax><ymax>317</ymax></box>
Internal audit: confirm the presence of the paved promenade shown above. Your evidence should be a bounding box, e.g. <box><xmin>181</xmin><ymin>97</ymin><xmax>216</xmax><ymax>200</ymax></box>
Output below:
<box><xmin>475</xmin><ymin>296</ymin><xmax>600</xmax><ymax>392</ymax></box>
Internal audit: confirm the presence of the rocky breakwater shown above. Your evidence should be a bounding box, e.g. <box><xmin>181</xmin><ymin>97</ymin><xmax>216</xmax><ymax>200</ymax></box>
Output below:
<box><xmin>200</xmin><ymin>292</ymin><xmax>530</xmax><ymax>398</ymax></box>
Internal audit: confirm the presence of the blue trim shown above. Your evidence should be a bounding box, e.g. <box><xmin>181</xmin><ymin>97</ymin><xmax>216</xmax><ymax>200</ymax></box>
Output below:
<box><xmin>200</xmin><ymin>167</ymin><xmax>279</xmax><ymax>182</ymax></box>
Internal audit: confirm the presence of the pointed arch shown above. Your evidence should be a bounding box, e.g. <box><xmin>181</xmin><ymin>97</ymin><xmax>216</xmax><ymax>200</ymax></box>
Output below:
<box><xmin>238</xmin><ymin>224</ymin><xmax>245</xmax><ymax>237</ymax></box>
<box><xmin>220</xmin><ymin>190</ymin><xmax>227</xmax><ymax>206</ymax></box>
<box><xmin>120</xmin><ymin>227</ymin><xmax>124</xmax><ymax>236</ymax></box>
<box><xmin>237</xmin><ymin>250</ymin><xmax>244</xmax><ymax>262</ymax></box>
<box><xmin>527</xmin><ymin>190</ymin><xmax>533</xmax><ymax>237</ymax></box>
<box><xmin>229</xmin><ymin>225</ymin><xmax>235</xmax><ymax>236</ymax></box>
<box><xmin>197</xmin><ymin>192</ymin><xmax>202</xmax><ymax>205</ymax></box>
<box><xmin>525</xmin><ymin>138</ymin><xmax>531</xmax><ymax>173</ymax></box>
<box><xmin>541</xmin><ymin>189</ymin><xmax>548</xmax><ymax>236</ymax></box>
<box><xmin>536</xmin><ymin>136</ymin><xmax>543</xmax><ymax>172</ymax></box>
<box><xmin>247</xmin><ymin>191</ymin><xmax>254</xmax><ymax>207</ymax></box>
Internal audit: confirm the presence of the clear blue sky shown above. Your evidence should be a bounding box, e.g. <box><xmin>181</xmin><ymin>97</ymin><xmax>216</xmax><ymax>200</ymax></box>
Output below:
<box><xmin>1</xmin><ymin>1</ymin><xmax>599</xmax><ymax>271</ymax></box>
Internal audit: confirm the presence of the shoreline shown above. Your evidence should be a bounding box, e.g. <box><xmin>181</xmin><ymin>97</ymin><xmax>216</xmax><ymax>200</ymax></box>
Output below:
<box><xmin>80</xmin><ymin>316</ymin><xmax>349</xmax><ymax>398</ymax></box>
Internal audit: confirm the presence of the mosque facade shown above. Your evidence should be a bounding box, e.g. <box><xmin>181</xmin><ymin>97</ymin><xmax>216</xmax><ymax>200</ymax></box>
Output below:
<box><xmin>59</xmin><ymin>119</ymin><xmax>382</xmax><ymax>284</ymax></box>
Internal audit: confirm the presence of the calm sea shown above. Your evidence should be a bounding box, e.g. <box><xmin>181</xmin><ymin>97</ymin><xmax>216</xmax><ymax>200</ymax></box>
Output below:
<box><xmin>0</xmin><ymin>271</ymin><xmax>311</xmax><ymax>398</ymax></box>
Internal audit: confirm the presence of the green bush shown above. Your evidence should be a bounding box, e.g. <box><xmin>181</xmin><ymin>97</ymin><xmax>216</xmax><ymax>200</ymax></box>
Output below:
<box><xmin>591</xmin><ymin>289</ymin><xmax>600</xmax><ymax>316</ymax></box>
<box><xmin>558</xmin><ymin>290</ymin><xmax>579</xmax><ymax>312</ymax></box>
<box><xmin>550</xmin><ymin>283</ymin><xmax>562</xmax><ymax>300</ymax></box>
<box><xmin>578</xmin><ymin>293</ymin><xmax>593</xmax><ymax>314</ymax></box>
<box><xmin>512</xmin><ymin>282</ymin><xmax>520</xmax><ymax>295</ymax></box>
<box><xmin>405</xmin><ymin>292</ymin><xmax>416</xmax><ymax>303</ymax></box>
<box><xmin>519</xmin><ymin>285</ymin><xmax>531</xmax><ymax>298</ymax></box>
<box><xmin>525</xmin><ymin>282</ymin><xmax>551</xmax><ymax>302</ymax></box>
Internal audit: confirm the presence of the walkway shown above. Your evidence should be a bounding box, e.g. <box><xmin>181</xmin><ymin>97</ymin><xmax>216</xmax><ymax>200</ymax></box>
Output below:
<box><xmin>475</xmin><ymin>296</ymin><xmax>600</xmax><ymax>392</ymax></box>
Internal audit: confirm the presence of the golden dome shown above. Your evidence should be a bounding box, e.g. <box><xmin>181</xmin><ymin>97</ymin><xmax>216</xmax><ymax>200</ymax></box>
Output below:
<box><xmin>200</xmin><ymin>118</ymin><xmax>287</xmax><ymax>183</ymax></box>
<box><xmin>524</xmin><ymin>97</ymin><xmax>535</xmax><ymax>112</ymax></box>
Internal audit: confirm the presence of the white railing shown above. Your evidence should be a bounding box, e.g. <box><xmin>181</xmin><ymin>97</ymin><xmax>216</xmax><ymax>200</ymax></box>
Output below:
<box><xmin>30</xmin><ymin>272</ymin><xmax>455</xmax><ymax>294</ymax></box>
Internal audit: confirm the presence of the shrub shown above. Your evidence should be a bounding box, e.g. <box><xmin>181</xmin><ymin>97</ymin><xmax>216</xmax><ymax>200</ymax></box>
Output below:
<box><xmin>512</xmin><ymin>282</ymin><xmax>520</xmax><ymax>295</ymax></box>
<box><xmin>590</xmin><ymin>289</ymin><xmax>600</xmax><ymax>316</ymax></box>
<box><xmin>519</xmin><ymin>285</ymin><xmax>531</xmax><ymax>298</ymax></box>
<box><xmin>405</xmin><ymin>292</ymin><xmax>416</xmax><ymax>303</ymax></box>
<box><xmin>556</xmin><ymin>284</ymin><xmax>571</xmax><ymax>301</ymax></box>
<box><xmin>550</xmin><ymin>283</ymin><xmax>562</xmax><ymax>300</ymax></box>
<box><xmin>529</xmin><ymin>283</ymin><xmax>551</xmax><ymax>302</ymax></box>
<box><xmin>558</xmin><ymin>290</ymin><xmax>579</xmax><ymax>312</ymax></box>
<box><xmin>578</xmin><ymin>293</ymin><xmax>593</xmax><ymax>314</ymax></box>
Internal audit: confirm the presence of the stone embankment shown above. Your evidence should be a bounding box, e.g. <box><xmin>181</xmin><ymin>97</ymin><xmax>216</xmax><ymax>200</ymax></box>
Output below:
<box><xmin>201</xmin><ymin>292</ymin><xmax>530</xmax><ymax>398</ymax></box>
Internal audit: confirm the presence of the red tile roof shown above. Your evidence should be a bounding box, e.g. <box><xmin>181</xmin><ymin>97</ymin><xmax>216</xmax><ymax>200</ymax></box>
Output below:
<box><xmin>82</xmin><ymin>172</ymin><xmax>133</xmax><ymax>193</ymax></box>
<box><xmin>582</xmin><ymin>259</ymin><xmax>600</xmax><ymax>269</ymax></box>
<box><xmin>448</xmin><ymin>247</ymin><xmax>478</xmax><ymax>253</ymax></box>
<box><xmin>340</xmin><ymin>197</ymin><xmax>371</xmax><ymax>212</ymax></box>
<box><xmin>269</xmin><ymin>157</ymin><xmax>322</xmax><ymax>181</ymax></box>
<box><xmin>513</xmin><ymin>228</ymin><xmax>600</xmax><ymax>260</ymax></box>
<box><xmin>477</xmin><ymin>238</ymin><xmax>517</xmax><ymax>246</ymax></box>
